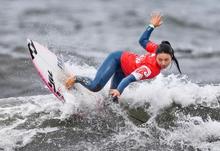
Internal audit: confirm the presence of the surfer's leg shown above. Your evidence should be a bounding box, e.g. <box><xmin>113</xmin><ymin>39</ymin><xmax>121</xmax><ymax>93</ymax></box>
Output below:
<box><xmin>76</xmin><ymin>51</ymin><xmax>123</xmax><ymax>92</ymax></box>
<box><xmin>110</xmin><ymin>68</ymin><xmax>125</xmax><ymax>89</ymax></box>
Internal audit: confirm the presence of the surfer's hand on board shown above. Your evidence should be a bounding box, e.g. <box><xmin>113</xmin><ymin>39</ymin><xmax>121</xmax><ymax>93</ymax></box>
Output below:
<box><xmin>110</xmin><ymin>89</ymin><xmax>120</xmax><ymax>98</ymax></box>
<box><xmin>65</xmin><ymin>75</ymin><xmax>76</xmax><ymax>89</ymax></box>
<box><xmin>150</xmin><ymin>12</ymin><xmax>163</xmax><ymax>28</ymax></box>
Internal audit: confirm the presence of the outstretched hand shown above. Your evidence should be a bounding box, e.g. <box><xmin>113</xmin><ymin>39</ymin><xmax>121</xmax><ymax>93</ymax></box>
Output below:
<box><xmin>150</xmin><ymin>12</ymin><xmax>163</xmax><ymax>28</ymax></box>
<box><xmin>110</xmin><ymin>89</ymin><xmax>121</xmax><ymax>98</ymax></box>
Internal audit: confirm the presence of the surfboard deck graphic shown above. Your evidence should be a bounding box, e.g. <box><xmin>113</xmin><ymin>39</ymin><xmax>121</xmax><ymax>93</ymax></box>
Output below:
<box><xmin>27</xmin><ymin>39</ymin><xmax>67</xmax><ymax>102</ymax></box>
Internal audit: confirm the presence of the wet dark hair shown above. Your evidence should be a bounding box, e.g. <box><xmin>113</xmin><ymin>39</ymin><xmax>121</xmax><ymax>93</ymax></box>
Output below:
<box><xmin>156</xmin><ymin>41</ymin><xmax>182</xmax><ymax>74</ymax></box>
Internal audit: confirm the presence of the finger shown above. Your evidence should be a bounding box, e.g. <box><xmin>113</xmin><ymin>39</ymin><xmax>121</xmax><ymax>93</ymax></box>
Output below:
<box><xmin>151</xmin><ymin>11</ymin><xmax>157</xmax><ymax>18</ymax></box>
<box><xmin>157</xmin><ymin>11</ymin><xmax>162</xmax><ymax>17</ymax></box>
<box><xmin>159</xmin><ymin>14</ymin><xmax>163</xmax><ymax>20</ymax></box>
<box><xmin>112</xmin><ymin>93</ymin><xmax>116</xmax><ymax>97</ymax></box>
<box><xmin>152</xmin><ymin>11</ymin><xmax>160</xmax><ymax>17</ymax></box>
<box><xmin>150</xmin><ymin>12</ymin><xmax>154</xmax><ymax>17</ymax></box>
<box><xmin>113</xmin><ymin>93</ymin><xmax>117</xmax><ymax>97</ymax></box>
<box><xmin>155</xmin><ymin>12</ymin><xmax>162</xmax><ymax>20</ymax></box>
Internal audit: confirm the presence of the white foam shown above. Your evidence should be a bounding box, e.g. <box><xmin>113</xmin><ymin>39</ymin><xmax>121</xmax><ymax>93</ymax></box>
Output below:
<box><xmin>63</xmin><ymin>62</ymin><xmax>220</xmax><ymax>115</ymax></box>
<box><xmin>56</xmin><ymin>62</ymin><xmax>105</xmax><ymax>118</ymax></box>
<box><xmin>0</xmin><ymin>95</ymin><xmax>73</xmax><ymax>150</ymax></box>
<box><xmin>1</xmin><ymin>62</ymin><xmax>220</xmax><ymax>150</ymax></box>
<box><xmin>0</xmin><ymin>95</ymin><xmax>61</xmax><ymax>150</ymax></box>
<box><xmin>0</xmin><ymin>123</ymin><xmax>58</xmax><ymax>150</ymax></box>
<box><xmin>122</xmin><ymin>74</ymin><xmax>220</xmax><ymax>113</ymax></box>
<box><xmin>165</xmin><ymin>116</ymin><xmax>220</xmax><ymax>150</ymax></box>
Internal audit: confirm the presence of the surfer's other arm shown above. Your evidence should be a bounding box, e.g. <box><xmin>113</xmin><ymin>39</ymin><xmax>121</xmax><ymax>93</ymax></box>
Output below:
<box><xmin>139</xmin><ymin>12</ymin><xmax>163</xmax><ymax>52</ymax></box>
<box><xmin>115</xmin><ymin>75</ymin><xmax>136</xmax><ymax>95</ymax></box>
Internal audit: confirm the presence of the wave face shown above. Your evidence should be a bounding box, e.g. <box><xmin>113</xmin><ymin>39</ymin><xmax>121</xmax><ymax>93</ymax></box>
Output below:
<box><xmin>1</xmin><ymin>65</ymin><xmax>220</xmax><ymax>150</ymax></box>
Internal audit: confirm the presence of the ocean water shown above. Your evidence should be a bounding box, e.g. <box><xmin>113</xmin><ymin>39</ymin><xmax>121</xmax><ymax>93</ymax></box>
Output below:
<box><xmin>1</xmin><ymin>0</ymin><xmax>220</xmax><ymax>150</ymax></box>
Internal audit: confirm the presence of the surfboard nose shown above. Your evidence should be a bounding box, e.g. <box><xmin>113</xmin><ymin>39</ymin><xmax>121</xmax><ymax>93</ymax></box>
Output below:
<box><xmin>27</xmin><ymin>38</ymin><xmax>32</xmax><ymax>44</ymax></box>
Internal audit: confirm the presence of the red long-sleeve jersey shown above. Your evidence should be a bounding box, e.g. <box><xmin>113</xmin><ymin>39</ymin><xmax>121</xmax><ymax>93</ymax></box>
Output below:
<box><xmin>120</xmin><ymin>41</ymin><xmax>161</xmax><ymax>80</ymax></box>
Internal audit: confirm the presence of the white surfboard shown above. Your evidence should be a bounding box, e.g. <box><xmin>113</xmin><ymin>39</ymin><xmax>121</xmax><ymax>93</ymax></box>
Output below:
<box><xmin>27</xmin><ymin>39</ymin><xmax>68</xmax><ymax>102</ymax></box>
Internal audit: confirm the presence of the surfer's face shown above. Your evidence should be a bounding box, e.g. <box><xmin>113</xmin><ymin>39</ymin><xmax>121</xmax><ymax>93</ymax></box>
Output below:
<box><xmin>156</xmin><ymin>53</ymin><xmax>172</xmax><ymax>69</ymax></box>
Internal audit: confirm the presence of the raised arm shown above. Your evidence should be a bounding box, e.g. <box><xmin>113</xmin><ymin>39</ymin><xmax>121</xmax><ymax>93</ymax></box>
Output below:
<box><xmin>139</xmin><ymin>12</ymin><xmax>163</xmax><ymax>52</ymax></box>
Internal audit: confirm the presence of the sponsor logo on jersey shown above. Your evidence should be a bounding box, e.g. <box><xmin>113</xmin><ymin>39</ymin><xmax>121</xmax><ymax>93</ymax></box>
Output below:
<box><xmin>132</xmin><ymin>65</ymin><xmax>151</xmax><ymax>80</ymax></box>
<box><xmin>135</xmin><ymin>55</ymin><xmax>145</xmax><ymax>64</ymax></box>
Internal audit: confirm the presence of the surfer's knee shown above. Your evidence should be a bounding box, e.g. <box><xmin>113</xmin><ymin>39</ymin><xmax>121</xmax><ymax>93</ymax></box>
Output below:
<box><xmin>89</xmin><ymin>78</ymin><xmax>106</xmax><ymax>92</ymax></box>
<box><xmin>90</xmin><ymin>84</ymin><xmax>102</xmax><ymax>92</ymax></box>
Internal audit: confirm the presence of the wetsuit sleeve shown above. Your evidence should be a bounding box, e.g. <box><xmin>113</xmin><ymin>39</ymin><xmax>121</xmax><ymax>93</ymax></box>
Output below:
<box><xmin>139</xmin><ymin>24</ymin><xmax>158</xmax><ymax>53</ymax></box>
<box><xmin>117</xmin><ymin>75</ymin><xmax>136</xmax><ymax>94</ymax></box>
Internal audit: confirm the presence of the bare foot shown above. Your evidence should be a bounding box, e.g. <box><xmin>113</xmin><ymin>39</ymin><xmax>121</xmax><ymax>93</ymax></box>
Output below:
<box><xmin>65</xmin><ymin>75</ymin><xmax>76</xmax><ymax>89</ymax></box>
